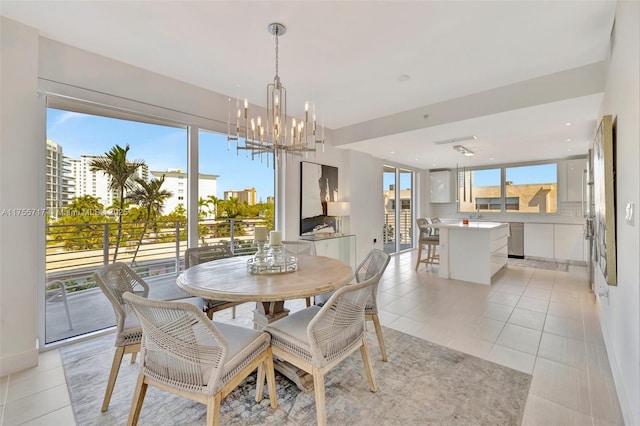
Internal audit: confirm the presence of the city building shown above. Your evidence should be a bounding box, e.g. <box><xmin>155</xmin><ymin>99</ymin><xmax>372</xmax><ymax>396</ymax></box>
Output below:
<box><xmin>150</xmin><ymin>169</ymin><xmax>218</xmax><ymax>215</ymax></box>
<box><xmin>68</xmin><ymin>155</ymin><xmax>148</xmax><ymax>208</ymax></box>
<box><xmin>224</xmin><ymin>187</ymin><xmax>257</xmax><ymax>205</ymax></box>
<box><xmin>45</xmin><ymin>140</ymin><xmax>74</xmax><ymax>217</ymax></box>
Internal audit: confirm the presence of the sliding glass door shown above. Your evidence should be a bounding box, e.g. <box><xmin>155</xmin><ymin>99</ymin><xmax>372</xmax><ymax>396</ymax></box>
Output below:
<box><xmin>383</xmin><ymin>165</ymin><xmax>414</xmax><ymax>254</ymax></box>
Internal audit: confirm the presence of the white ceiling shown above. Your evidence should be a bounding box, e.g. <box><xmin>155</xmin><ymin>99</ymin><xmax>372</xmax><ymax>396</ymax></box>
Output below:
<box><xmin>1</xmin><ymin>1</ymin><xmax>617</xmax><ymax>169</ymax></box>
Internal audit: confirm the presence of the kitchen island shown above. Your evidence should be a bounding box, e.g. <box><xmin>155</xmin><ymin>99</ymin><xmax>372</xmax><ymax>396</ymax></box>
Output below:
<box><xmin>430</xmin><ymin>221</ymin><xmax>509</xmax><ymax>285</ymax></box>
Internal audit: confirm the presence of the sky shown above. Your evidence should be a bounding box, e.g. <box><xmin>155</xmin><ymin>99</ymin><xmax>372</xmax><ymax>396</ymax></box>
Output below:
<box><xmin>46</xmin><ymin>108</ymin><xmax>275</xmax><ymax>201</ymax></box>
<box><xmin>474</xmin><ymin>163</ymin><xmax>558</xmax><ymax>186</ymax></box>
<box><xmin>383</xmin><ymin>169</ymin><xmax>413</xmax><ymax>192</ymax></box>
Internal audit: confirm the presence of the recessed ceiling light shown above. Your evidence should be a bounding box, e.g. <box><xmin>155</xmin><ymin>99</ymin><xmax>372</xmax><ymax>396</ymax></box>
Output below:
<box><xmin>432</xmin><ymin>163</ymin><xmax>436</xmax><ymax>167</ymax></box>
<box><xmin>489</xmin><ymin>157</ymin><xmax>495</xmax><ymax>160</ymax></box>
<box><xmin>567</xmin><ymin>148</ymin><xmax>572</xmax><ymax>152</ymax></box>
<box><xmin>398</xmin><ymin>74</ymin><xmax>411</xmax><ymax>82</ymax></box>
<box><xmin>566</xmin><ymin>138</ymin><xmax>572</xmax><ymax>142</ymax></box>
<box><xmin>390</xmin><ymin>151</ymin><xmax>394</xmax><ymax>154</ymax></box>
<box><xmin>565</xmin><ymin>122</ymin><xmax>572</xmax><ymax>126</ymax></box>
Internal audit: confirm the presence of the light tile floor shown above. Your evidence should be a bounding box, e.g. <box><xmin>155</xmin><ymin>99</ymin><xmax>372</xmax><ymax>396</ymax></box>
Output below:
<box><xmin>0</xmin><ymin>251</ymin><xmax>624</xmax><ymax>425</ymax></box>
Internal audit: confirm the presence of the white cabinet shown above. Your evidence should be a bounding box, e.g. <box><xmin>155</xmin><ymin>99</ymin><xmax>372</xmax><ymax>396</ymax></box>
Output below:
<box><xmin>524</xmin><ymin>223</ymin><xmax>585</xmax><ymax>262</ymax></box>
<box><xmin>430</xmin><ymin>170</ymin><xmax>452</xmax><ymax>203</ymax></box>
<box><xmin>305</xmin><ymin>234</ymin><xmax>356</xmax><ymax>269</ymax></box>
<box><xmin>554</xmin><ymin>224</ymin><xmax>584</xmax><ymax>261</ymax></box>
<box><xmin>567</xmin><ymin>159</ymin><xmax>586</xmax><ymax>202</ymax></box>
<box><xmin>524</xmin><ymin>223</ymin><xmax>554</xmax><ymax>258</ymax></box>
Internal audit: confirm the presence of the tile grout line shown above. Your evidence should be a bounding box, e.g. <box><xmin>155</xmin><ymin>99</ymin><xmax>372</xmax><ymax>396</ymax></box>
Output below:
<box><xmin>529</xmin><ymin>269</ymin><xmax>556</xmax><ymax>375</ymax></box>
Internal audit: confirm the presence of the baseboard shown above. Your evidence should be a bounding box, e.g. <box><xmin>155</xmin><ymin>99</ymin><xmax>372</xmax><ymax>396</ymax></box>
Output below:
<box><xmin>596</xmin><ymin>297</ymin><xmax>636</xmax><ymax>426</ymax></box>
<box><xmin>0</xmin><ymin>346</ymin><xmax>39</xmax><ymax>377</ymax></box>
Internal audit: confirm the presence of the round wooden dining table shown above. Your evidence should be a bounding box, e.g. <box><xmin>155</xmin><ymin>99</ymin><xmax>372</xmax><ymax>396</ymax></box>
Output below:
<box><xmin>177</xmin><ymin>254</ymin><xmax>355</xmax><ymax>391</ymax></box>
<box><xmin>176</xmin><ymin>254</ymin><xmax>354</xmax><ymax>326</ymax></box>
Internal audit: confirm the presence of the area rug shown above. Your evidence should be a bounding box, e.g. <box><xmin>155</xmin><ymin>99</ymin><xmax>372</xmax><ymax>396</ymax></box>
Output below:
<box><xmin>508</xmin><ymin>257</ymin><xmax>569</xmax><ymax>272</ymax></box>
<box><xmin>61</xmin><ymin>328</ymin><xmax>531</xmax><ymax>425</ymax></box>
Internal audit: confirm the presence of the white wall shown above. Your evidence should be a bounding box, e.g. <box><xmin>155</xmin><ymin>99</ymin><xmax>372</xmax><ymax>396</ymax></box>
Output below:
<box><xmin>0</xmin><ymin>18</ymin><xmax>42</xmax><ymax>375</ymax></box>
<box><xmin>278</xmin><ymin>143</ymin><xmax>385</xmax><ymax>265</ymax></box>
<box><xmin>595</xmin><ymin>1</ymin><xmax>640</xmax><ymax>424</ymax></box>
<box><xmin>348</xmin><ymin>151</ymin><xmax>386</xmax><ymax>261</ymax></box>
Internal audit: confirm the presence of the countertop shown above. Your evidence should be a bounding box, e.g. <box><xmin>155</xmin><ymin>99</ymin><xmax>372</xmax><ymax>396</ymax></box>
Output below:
<box><xmin>430</xmin><ymin>221</ymin><xmax>509</xmax><ymax>230</ymax></box>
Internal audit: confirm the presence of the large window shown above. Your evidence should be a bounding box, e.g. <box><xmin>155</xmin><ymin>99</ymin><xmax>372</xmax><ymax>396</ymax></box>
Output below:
<box><xmin>45</xmin><ymin>106</ymin><xmax>188</xmax><ymax>344</ymax></box>
<box><xmin>505</xmin><ymin>164</ymin><xmax>557</xmax><ymax>213</ymax></box>
<box><xmin>458</xmin><ymin>162</ymin><xmax>557</xmax><ymax>214</ymax></box>
<box><xmin>458</xmin><ymin>168</ymin><xmax>501</xmax><ymax>213</ymax></box>
<box><xmin>44</xmin><ymin>106</ymin><xmax>276</xmax><ymax>346</ymax></box>
<box><xmin>197</xmin><ymin>130</ymin><xmax>275</xmax><ymax>251</ymax></box>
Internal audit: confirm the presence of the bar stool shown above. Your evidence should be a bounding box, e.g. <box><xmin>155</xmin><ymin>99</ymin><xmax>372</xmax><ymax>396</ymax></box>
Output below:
<box><xmin>415</xmin><ymin>218</ymin><xmax>440</xmax><ymax>270</ymax></box>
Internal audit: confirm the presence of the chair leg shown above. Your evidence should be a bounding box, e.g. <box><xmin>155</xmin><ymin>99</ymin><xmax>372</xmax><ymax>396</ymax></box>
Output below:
<box><xmin>206</xmin><ymin>394</ymin><xmax>222</xmax><ymax>426</ymax></box>
<box><xmin>360</xmin><ymin>337</ymin><xmax>377</xmax><ymax>392</ymax></box>
<box><xmin>255</xmin><ymin>358</ymin><xmax>266</xmax><ymax>403</ymax></box>
<box><xmin>130</xmin><ymin>352</ymin><xmax>137</xmax><ymax>364</ymax></box>
<box><xmin>127</xmin><ymin>373</ymin><xmax>147</xmax><ymax>426</ymax></box>
<box><xmin>415</xmin><ymin>243</ymin><xmax>423</xmax><ymax>270</ymax></box>
<box><xmin>264</xmin><ymin>349</ymin><xmax>278</xmax><ymax>408</ymax></box>
<box><xmin>206</xmin><ymin>309</ymin><xmax>214</xmax><ymax>320</ymax></box>
<box><xmin>371</xmin><ymin>314</ymin><xmax>388</xmax><ymax>362</ymax></box>
<box><xmin>231</xmin><ymin>306</ymin><xmax>236</xmax><ymax>319</ymax></box>
<box><xmin>312</xmin><ymin>368</ymin><xmax>327</xmax><ymax>426</ymax></box>
<box><xmin>305</xmin><ymin>297</ymin><xmax>311</xmax><ymax>307</ymax></box>
<box><xmin>62</xmin><ymin>296</ymin><xmax>73</xmax><ymax>330</ymax></box>
<box><xmin>102</xmin><ymin>346</ymin><xmax>126</xmax><ymax>412</ymax></box>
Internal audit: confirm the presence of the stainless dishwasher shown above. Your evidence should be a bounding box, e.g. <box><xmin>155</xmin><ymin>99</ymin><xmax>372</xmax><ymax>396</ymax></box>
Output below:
<box><xmin>508</xmin><ymin>222</ymin><xmax>524</xmax><ymax>258</ymax></box>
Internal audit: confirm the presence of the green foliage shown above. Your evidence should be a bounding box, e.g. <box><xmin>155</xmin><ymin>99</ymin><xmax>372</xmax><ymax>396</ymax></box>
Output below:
<box><xmin>48</xmin><ymin>196</ymin><xmax>115</xmax><ymax>251</ymax></box>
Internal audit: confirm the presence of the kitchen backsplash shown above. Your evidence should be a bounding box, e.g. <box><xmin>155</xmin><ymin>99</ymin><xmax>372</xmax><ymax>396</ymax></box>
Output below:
<box><xmin>429</xmin><ymin>201</ymin><xmax>585</xmax><ymax>224</ymax></box>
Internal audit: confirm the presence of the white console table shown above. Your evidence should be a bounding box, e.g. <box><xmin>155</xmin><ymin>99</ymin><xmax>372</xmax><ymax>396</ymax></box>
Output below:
<box><xmin>300</xmin><ymin>234</ymin><xmax>356</xmax><ymax>269</ymax></box>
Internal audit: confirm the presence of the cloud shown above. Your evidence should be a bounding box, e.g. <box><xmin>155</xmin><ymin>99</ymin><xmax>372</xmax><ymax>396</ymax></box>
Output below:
<box><xmin>54</xmin><ymin>111</ymin><xmax>86</xmax><ymax>126</ymax></box>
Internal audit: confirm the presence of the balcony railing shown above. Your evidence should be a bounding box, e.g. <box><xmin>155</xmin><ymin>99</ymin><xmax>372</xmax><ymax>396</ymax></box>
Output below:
<box><xmin>383</xmin><ymin>211</ymin><xmax>413</xmax><ymax>254</ymax></box>
<box><xmin>45</xmin><ymin>217</ymin><xmax>273</xmax><ymax>344</ymax></box>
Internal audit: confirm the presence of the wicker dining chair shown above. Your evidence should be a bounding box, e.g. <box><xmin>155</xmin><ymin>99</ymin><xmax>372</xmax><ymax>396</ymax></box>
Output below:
<box><xmin>282</xmin><ymin>240</ymin><xmax>316</xmax><ymax>307</ymax></box>
<box><xmin>314</xmin><ymin>249</ymin><xmax>391</xmax><ymax>361</ymax></box>
<box><xmin>264</xmin><ymin>273</ymin><xmax>381</xmax><ymax>426</ymax></box>
<box><xmin>185</xmin><ymin>244</ymin><xmax>241</xmax><ymax>319</ymax></box>
<box><xmin>355</xmin><ymin>249</ymin><xmax>391</xmax><ymax>361</ymax></box>
<box><xmin>123</xmin><ymin>292</ymin><xmax>278</xmax><ymax>426</ymax></box>
<box><xmin>94</xmin><ymin>262</ymin><xmax>205</xmax><ymax>412</ymax></box>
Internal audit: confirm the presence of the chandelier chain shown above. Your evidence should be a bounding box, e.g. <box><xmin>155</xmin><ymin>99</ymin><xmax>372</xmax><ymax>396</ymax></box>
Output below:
<box><xmin>275</xmin><ymin>32</ymin><xmax>279</xmax><ymax>78</ymax></box>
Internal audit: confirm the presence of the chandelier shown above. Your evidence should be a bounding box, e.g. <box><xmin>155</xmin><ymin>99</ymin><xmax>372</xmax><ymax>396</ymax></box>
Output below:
<box><xmin>228</xmin><ymin>23</ymin><xmax>324</xmax><ymax>166</ymax></box>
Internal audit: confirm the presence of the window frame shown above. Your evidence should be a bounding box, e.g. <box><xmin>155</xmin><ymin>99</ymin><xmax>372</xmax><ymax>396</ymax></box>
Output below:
<box><xmin>457</xmin><ymin>160</ymin><xmax>559</xmax><ymax>214</ymax></box>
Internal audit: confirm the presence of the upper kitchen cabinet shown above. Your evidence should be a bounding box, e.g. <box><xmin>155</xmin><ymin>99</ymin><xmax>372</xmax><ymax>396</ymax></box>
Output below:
<box><xmin>430</xmin><ymin>170</ymin><xmax>452</xmax><ymax>203</ymax></box>
<box><xmin>563</xmin><ymin>158</ymin><xmax>587</xmax><ymax>202</ymax></box>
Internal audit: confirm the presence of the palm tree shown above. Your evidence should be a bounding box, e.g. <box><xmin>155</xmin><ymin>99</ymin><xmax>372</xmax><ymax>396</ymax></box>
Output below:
<box><xmin>126</xmin><ymin>175</ymin><xmax>173</xmax><ymax>265</ymax></box>
<box><xmin>206</xmin><ymin>195</ymin><xmax>220</xmax><ymax>219</ymax></box>
<box><xmin>224</xmin><ymin>197</ymin><xmax>241</xmax><ymax>218</ymax></box>
<box><xmin>198</xmin><ymin>197</ymin><xmax>211</xmax><ymax>245</ymax></box>
<box><xmin>90</xmin><ymin>144</ymin><xmax>145</xmax><ymax>262</ymax></box>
